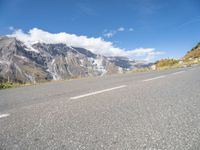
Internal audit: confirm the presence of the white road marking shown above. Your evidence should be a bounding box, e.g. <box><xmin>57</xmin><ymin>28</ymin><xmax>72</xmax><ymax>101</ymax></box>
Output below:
<box><xmin>190</xmin><ymin>68</ymin><xmax>196</xmax><ymax>71</ymax></box>
<box><xmin>171</xmin><ymin>71</ymin><xmax>185</xmax><ymax>75</ymax></box>
<box><xmin>0</xmin><ymin>113</ymin><xmax>10</xmax><ymax>119</ymax></box>
<box><xmin>70</xmin><ymin>85</ymin><xmax>127</xmax><ymax>100</ymax></box>
<box><xmin>143</xmin><ymin>75</ymin><xmax>166</xmax><ymax>82</ymax></box>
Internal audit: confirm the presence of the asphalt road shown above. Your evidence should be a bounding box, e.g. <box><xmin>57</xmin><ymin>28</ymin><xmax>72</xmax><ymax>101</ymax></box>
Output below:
<box><xmin>0</xmin><ymin>66</ymin><xmax>200</xmax><ymax>150</ymax></box>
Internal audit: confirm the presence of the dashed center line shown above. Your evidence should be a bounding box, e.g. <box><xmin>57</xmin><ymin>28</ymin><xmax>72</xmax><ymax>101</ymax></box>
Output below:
<box><xmin>190</xmin><ymin>68</ymin><xmax>196</xmax><ymax>71</ymax></box>
<box><xmin>171</xmin><ymin>71</ymin><xmax>185</xmax><ymax>75</ymax></box>
<box><xmin>0</xmin><ymin>113</ymin><xmax>10</xmax><ymax>119</ymax></box>
<box><xmin>143</xmin><ymin>75</ymin><xmax>166</xmax><ymax>82</ymax></box>
<box><xmin>143</xmin><ymin>70</ymin><xmax>187</xmax><ymax>82</ymax></box>
<box><xmin>70</xmin><ymin>85</ymin><xmax>127</xmax><ymax>100</ymax></box>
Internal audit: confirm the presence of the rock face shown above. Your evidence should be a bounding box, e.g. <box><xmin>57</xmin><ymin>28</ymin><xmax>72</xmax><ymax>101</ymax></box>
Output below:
<box><xmin>0</xmin><ymin>36</ymin><xmax>120</xmax><ymax>83</ymax></box>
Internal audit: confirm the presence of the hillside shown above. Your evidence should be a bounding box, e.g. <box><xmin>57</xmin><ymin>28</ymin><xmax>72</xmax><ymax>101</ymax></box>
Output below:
<box><xmin>152</xmin><ymin>42</ymin><xmax>200</xmax><ymax>70</ymax></box>
<box><xmin>184</xmin><ymin>42</ymin><xmax>200</xmax><ymax>60</ymax></box>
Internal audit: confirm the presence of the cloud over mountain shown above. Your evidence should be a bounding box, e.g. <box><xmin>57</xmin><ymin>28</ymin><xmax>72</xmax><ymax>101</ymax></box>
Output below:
<box><xmin>8</xmin><ymin>28</ymin><xmax>163</xmax><ymax>61</ymax></box>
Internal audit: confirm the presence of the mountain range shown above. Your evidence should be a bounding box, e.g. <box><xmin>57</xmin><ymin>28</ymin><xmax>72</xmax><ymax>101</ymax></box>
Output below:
<box><xmin>0</xmin><ymin>36</ymin><xmax>150</xmax><ymax>83</ymax></box>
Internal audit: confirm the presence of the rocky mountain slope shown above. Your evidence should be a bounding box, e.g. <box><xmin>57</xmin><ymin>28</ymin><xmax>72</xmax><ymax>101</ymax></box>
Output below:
<box><xmin>0</xmin><ymin>36</ymin><xmax>151</xmax><ymax>83</ymax></box>
<box><xmin>0</xmin><ymin>36</ymin><xmax>122</xmax><ymax>83</ymax></box>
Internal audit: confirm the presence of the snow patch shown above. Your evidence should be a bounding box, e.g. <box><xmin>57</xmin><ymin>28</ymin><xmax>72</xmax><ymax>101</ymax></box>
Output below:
<box><xmin>47</xmin><ymin>59</ymin><xmax>61</xmax><ymax>80</ymax></box>
<box><xmin>88</xmin><ymin>57</ymin><xmax>107</xmax><ymax>75</ymax></box>
<box><xmin>24</xmin><ymin>45</ymin><xmax>39</xmax><ymax>53</ymax></box>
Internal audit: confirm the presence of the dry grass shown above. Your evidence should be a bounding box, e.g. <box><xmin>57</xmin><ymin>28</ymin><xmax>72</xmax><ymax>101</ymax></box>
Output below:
<box><xmin>0</xmin><ymin>82</ymin><xmax>32</xmax><ymax>90</ymax></box>
<box><xmin>155</xmin><ymin>59</ymin><xmax>179</xmax><ymax>68</ymax></box>
<box><xmin>184</xmin><ymin>42</ymin><xmax>200</xmax><ymax>60</ymax></box>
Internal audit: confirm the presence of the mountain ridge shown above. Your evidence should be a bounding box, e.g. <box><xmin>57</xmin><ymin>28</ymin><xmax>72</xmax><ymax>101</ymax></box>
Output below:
<box><xmin>0</xmin><ymin>36</ymin><xmax>118</xmax><ymax>83</ymax></box>
<box><xmin>0</xmin><ymin>36</ymin><xmax>152</xmax><ymax>83</ymax></box>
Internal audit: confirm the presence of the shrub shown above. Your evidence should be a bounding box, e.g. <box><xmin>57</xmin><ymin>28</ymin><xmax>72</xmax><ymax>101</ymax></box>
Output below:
<box><xmin>0</xmin><ymin>82</ymin><xmax>13</xmax><ymax>89</ymax></box>
<box><xmin>155</xmin><ymin>59</ymin><xmax>179</xmax><ymax>68</ymax></box>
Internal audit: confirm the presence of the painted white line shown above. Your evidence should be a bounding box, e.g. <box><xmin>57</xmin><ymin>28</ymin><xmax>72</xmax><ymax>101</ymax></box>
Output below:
<box><xmin>143</xmin><ymin>75</ymin><xmax>166</xmax><ymax>82</ymax></box>
<box><xmin>0</xmin><ymin>113</ymin><xmax>10</xmax><ymax>119</ymax></box>
<box><xmin>190</xmin><ymin>68</ymin><xmax>196</xmax><ymax>71</ymax></box>
<box><xmin>70</xmin><ymin>85</ymin><xmax>127</xmax><ymax>100</ymax></box>
<box><xmin>171</xmin><ymin>71</ymin><xmax>185</xmax><ymax>75</ymax></box>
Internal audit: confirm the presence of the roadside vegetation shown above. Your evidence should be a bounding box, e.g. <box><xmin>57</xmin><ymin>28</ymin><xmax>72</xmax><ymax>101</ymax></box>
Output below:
<box><xmin>0</xmin><ymin>82</ymin><xmax>14</xmax><ymax>89</ymax></box>
<box><xmin>154</xmin><ymin>59</ymin><xmax>180</xmax><ymax>69</ymax></box>
<box><xmin>0</xmin><ymin>81</ymin><xmax>32</xmax><ymax>90</ymax></box>
<box><xmin>129</xmin><ymin>67</ymin><xmax>151</xmax><ymax>73</ymax></box>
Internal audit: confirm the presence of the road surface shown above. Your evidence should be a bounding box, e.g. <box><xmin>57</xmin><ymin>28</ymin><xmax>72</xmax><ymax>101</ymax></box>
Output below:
<box><xmin>0</xmin><ymin>66</ymin><xmax>200</xmax><ymax>149</ymax></box>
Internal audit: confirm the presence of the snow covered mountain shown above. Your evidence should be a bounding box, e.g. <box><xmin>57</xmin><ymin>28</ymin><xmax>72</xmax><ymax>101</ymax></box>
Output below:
<box><xmin>0</xmin><ymin>36</ymin><xmax>151</xmax><ymax>83</ymax></box>
<box><xmin>0</xmin><ymin>36</ymin><xmax>122</xmax><ymax>83</ymax></box>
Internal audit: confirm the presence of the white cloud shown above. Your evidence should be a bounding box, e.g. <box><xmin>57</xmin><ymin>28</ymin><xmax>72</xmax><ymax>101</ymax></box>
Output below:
<box><xmin>129</xmin><ymin>28</ymin><xmax>134</xmax><ymax>32</ymax></box>
<box><xmin>103</xmin><ymin>27</ymin><xmax>125</xmax><ymax>38</ymax></box>
<box><xmin>103</xmin><ymin>31</ymin><xmax>115</xmax><ymax>38</ymax></box>
<box><xmin>9</xmin><ymin>26</ymin><xmax>14</xmax><ymax>31</ymax></box>
<box><xmin>8</xmin><ymin>28</ymin><xmax>164</xmax><ymax>62</ymax></box>
<box><xmin>117</xmin><ymin>27</ymin><xmax>125</xmax><ymax>32</ymax></box>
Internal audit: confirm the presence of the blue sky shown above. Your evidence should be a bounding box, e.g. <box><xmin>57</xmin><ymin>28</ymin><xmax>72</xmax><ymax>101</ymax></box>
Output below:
<box><xmin>0</xmin><ymin>0</ymin><xmax>200</xmax><ymax>61</ymax></box>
